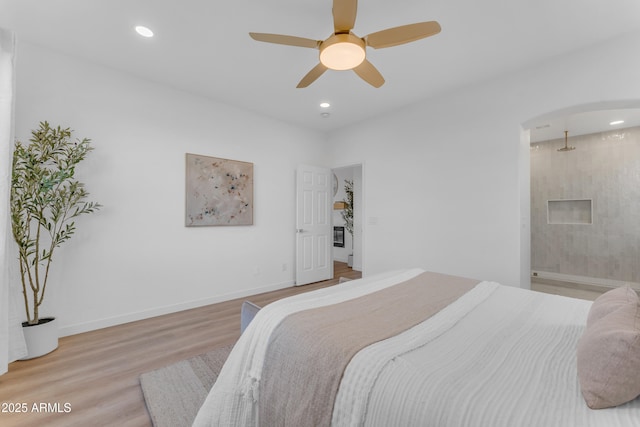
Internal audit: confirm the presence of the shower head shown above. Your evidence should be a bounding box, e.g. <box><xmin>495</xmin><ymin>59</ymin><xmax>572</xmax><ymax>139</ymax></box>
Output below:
<box><xmin>558</xmin><ymin>130</ymin><xmax>575</xmax><ymax>152</ymax></box>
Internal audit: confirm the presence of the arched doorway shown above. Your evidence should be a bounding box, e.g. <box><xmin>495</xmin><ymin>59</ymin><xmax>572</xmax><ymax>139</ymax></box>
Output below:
<box><xmin>522</xmin><ymin>101</ymin><xmax>640</xmax><ymax>296</ymax></box>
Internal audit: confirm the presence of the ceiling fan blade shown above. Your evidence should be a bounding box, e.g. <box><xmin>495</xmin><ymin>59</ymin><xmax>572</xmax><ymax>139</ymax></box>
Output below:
<box><xmin>297</xmin><ymin>63</ymin><xmax>328</xmax><ymax>88</ymax></box>
<box><xmin>366</xmin><ymin>21</ymin><xmax>441</xmax><ymax>49</ymax></box>
<box><xmin>249</xmin><ymin>32</ymin><xmax>320</xmax><ymax>49</ymax></box>
<box><xmin>353</xmin><ymin>60</ymin><xmax>385</xmax><ymax>88</ymax></box>
<box><xmin>333</xmin><ymin>0</ymin><xmax>358</xmax><ymax>33</ymax></box>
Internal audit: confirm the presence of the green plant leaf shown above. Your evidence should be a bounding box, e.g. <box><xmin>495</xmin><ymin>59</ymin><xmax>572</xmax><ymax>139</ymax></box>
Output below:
<box><xmin>10</xmin><ymin>121</ymin><xmax>101</xmax><ymax>324</ymax></box>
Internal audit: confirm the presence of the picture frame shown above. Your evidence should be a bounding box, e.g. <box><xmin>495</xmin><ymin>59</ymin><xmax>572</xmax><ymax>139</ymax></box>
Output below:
<box><xmin>185</xmin><ymin>153</ymin><xmax>253</xmax><ymax>226</ymax></box>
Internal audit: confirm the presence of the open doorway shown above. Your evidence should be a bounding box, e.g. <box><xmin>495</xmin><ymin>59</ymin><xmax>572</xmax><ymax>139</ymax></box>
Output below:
<box><xmin>332</xmin><ymin>164</ymin><xmax>363</xmax><ymax>273</ymax></box>
<box><xmin>523</xmin><ymin>102</ymin><xmax>640</xmax><ymax>299</ymax></box>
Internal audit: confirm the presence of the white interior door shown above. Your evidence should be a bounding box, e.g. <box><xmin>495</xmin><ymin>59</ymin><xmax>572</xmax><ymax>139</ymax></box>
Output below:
<box><xmin>295</xmin><ymin>165</ymin><xmax>333</xmax><ymax>286</ymax></box>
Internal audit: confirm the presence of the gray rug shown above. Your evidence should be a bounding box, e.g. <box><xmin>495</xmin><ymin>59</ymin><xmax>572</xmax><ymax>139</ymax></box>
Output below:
<box><xmin>140</xmin><ymin>344</ymin><xmax>234</xmax><ymax>427</ymax></box>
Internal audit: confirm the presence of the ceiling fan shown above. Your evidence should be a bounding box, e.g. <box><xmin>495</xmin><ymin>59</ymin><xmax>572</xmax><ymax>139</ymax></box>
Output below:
<box><xmin>249</xmin><ymin>0</ymin><xmax>441</xmax><ymax>88</ymax></box>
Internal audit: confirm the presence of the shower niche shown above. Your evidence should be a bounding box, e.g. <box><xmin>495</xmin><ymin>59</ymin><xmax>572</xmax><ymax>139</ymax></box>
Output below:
<box><xmin>547</xmin><ymin>199</ymin><xmax>592</xmax><ymax>225</ymax></box>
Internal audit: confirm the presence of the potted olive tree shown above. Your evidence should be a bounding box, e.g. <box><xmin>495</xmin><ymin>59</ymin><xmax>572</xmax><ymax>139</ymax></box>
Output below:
<box><xmin>340</xmin><ymin>179</ymin><xmax>354</xmax><ymax>267</ymax></box>
<box><xmin>11</xmin><ymin>121</ymin><xmax>101</xmax><ymax>358</ymax></box>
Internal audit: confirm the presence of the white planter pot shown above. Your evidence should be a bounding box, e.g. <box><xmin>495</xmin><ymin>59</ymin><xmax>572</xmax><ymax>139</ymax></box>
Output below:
<box><xmin>21</xmin><ymin>317</ymin><xmax>59</xmax><ymax>360</ymax></box>
<box><xmin>347</xmin><ymin>254</ymin><xmax>353</xmax><ymax>267</ymax></box>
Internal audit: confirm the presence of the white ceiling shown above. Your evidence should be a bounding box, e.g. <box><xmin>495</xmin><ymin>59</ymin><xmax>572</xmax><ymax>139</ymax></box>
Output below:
<box><xmin>1</xmin><ymin>0</ymin><xmax>640</xmax><ymax>133</ymax></box>
<box><xmin>528</xmin><ymin>108</ymin><xmax>640</xmax><ymax>143</ymax></box>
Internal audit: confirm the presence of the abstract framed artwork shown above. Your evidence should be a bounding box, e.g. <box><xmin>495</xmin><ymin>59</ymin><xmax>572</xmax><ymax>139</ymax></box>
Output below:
<box><xmin>185</xmin><ymin>153</ymin><xmax>253</xmax><ymax>226</ymax></box>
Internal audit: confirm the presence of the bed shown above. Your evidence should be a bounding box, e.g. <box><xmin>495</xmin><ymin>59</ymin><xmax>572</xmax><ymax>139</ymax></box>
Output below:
<box><xmin>193</xmin><ymin>268</ymin><xmax>640</xmax><ymax>426</ymax></box>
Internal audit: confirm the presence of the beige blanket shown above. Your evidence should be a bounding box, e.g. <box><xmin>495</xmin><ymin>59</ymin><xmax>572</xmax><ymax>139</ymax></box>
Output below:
<box><xmin>258</xmin><ymin>271</ymin><xmax>480</xmax><ymax>427</ymax></box>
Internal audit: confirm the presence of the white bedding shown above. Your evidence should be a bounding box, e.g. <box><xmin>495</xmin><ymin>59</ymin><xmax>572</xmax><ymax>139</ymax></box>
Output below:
<box><xmin>193</xmin><ymin>270</ymin><xmax>640</xmax><ymax>427</ymax></box>
<box><xmin>335</xmin><ymin>284</ymin><xmax>640</xmax><ymax>427</ymax></box>
<box><xmin>193</xmin><ymin>268</ymin><xmax>426</xmax><ymax>426</ymax></box>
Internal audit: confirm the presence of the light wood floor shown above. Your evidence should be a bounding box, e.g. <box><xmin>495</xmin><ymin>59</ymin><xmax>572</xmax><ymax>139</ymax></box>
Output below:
<box><xmin>0</xmin><ymin>262</ymin><xmax>361</xmax><ymax>427</ymax></box>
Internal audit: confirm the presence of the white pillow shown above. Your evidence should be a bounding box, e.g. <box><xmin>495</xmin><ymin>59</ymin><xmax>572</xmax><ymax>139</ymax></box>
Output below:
<box><xmin>577</xmin><ymin>286</ymin><xmax>640</xmax><ymax>409</ymax></box>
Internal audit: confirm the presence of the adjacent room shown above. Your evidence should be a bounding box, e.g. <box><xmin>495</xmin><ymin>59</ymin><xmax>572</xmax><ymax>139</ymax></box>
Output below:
<box><xmin>528</xmin><ymin>110</ymin><xmax>640</xmax><ymax>300</ymax></box>
<box><xmin>1</xmin><ymin>0</ymin><xmax>640</xmax><ymax>426</ymax></box>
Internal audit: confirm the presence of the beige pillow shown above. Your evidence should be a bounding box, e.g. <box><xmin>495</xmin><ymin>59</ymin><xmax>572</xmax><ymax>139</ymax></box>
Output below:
<box><xmin>577</xmin><ymin>287</ymin><xmax>640</xmax><ymax>409</ymax></box>
<box><xmin>587</xmin><ymin>285</ymin><xmax>638</xmax><ymax>327</ymax></box>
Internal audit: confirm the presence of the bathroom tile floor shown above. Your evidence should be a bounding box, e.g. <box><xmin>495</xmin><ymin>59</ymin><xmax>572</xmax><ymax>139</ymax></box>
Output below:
<box><xmin>531</xmin><ymin>278</ymin><xmax>609</xmax><ymax>301</ymax></box>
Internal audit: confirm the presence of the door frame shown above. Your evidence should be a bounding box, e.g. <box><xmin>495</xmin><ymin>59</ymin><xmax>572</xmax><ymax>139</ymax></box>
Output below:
<box><xmin>331</xmin><ymin>162</ymin><xmax>365</xmax><ymax>274</ymax></box>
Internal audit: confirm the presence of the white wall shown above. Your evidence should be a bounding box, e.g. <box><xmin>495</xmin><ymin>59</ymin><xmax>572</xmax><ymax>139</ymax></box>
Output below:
<box><xmin>13</xmin><ymin>42</ymin><xmax>330</xmax><ymax>335</ymax></box>
<box><xmin>13</xmin><ymin>29</ymin><xmax>640</xmax><ymax>335</ymax></box>
<box><xmin>327</xmin><ymin>30</ymin><xmax>640</xmax><ymax>287</ymax></box>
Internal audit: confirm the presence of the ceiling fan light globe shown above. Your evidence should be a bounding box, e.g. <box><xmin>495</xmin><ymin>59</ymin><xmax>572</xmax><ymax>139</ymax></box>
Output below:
<box><xmin>319</xmin><ymin>33</ymin><xmax>366</xmax><ymax>70</ymax></box>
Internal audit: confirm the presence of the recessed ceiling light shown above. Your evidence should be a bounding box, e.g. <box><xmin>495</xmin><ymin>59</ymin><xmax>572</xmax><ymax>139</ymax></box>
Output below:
<box><xmin>135</xmin><ymin>26</ymin><xmax>154</xmax><ymax>38</ymax></box>
<box><xmin>321</xmin><ymin>112</ymin><xmax>330</xmax><ymax>118</ymax></box>
<box><xmin>609</xmin><ymin>120</ymin><xmax>625</xmax><ymax>126</ymax></box>
<box><xmin>320</xmin><ymin>102</ymin><xmax>330</xmax><ymax>108</ymax></box>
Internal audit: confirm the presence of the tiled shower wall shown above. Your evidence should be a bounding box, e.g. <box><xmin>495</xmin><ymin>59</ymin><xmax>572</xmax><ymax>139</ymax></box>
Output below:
<box><xmin>530</xmin><ymin>126</ymin><xmax>640</xmax><ymax>284</ymax></box>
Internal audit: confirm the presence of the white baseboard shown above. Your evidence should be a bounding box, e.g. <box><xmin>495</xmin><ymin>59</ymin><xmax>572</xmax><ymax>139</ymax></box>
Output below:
<box><xmin>58</xmin><ymin>280</ymin><xmax>294</xmax><ymax>337</ymax></box>
<box><xmin>531</xmin><ymin>270</ymin><xmax>640</xmax><ymax>291</ymax></box>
